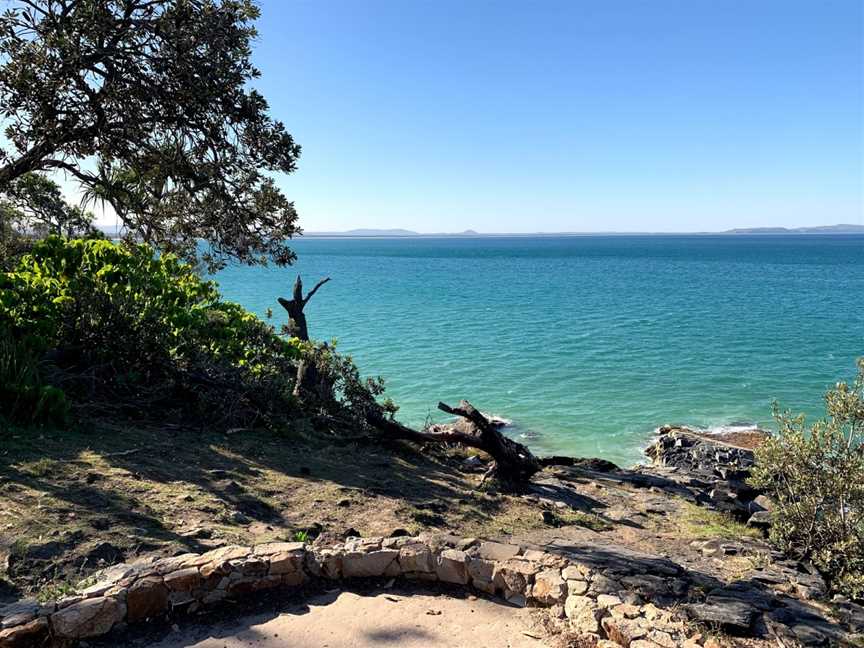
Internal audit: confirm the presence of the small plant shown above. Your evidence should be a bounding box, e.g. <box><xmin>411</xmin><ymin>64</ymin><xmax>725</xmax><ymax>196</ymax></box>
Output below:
<box><xmin>20</xmin><ymin>458</ymin><xmax>58</xmax><ymax>478</ymax></box>
<box><xmin>36</xmin><ymin>580</ymin><xmax>76</xmax><ymax>603</ymax></box>
<box><xmin>750</xmin><ymin>359</ymin><xmax>864</xmax><ymax>599</ymax></box>
<box><xmin>292</xmin><ymin>530</ymin><xmax>309</xmax><ymax>542</ymax></box>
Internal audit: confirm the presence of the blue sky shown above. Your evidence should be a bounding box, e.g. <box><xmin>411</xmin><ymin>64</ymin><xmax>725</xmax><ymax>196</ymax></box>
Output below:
<box><xmin>246</xmin><ymin>0</ymin><xmax>863</xmax><ymax>233</ymax></box>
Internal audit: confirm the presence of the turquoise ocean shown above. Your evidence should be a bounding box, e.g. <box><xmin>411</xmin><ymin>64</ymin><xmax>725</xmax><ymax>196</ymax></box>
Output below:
<box><xmin>216</xmin><ymin>235</ymin><xmax>864</xmax><ymax>465</ymax></box>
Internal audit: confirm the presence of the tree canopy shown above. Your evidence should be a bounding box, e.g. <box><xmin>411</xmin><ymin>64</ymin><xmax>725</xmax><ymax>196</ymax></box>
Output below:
<box><xmin>0</xmin><ymin>0</ymin><xmax>302</xmax><ymax>268</ymax></box>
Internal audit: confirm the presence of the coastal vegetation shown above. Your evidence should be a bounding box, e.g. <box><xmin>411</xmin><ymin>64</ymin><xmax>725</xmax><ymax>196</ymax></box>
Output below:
<box><xmin>750</xmin><ymin>361</ymin><xmax>864</xmax><ymax>598</ymax></box>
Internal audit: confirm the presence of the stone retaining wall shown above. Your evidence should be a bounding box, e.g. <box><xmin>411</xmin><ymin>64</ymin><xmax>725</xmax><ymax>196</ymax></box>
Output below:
<box><xmin>0</xmin><ymin>534</ymin><xmax>697</xmax><ymax>648</ymax></box>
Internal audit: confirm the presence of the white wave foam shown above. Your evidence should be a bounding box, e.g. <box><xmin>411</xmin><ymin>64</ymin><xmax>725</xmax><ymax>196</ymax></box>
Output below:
<box><xmin>480</xmin><ymin>411</ymin><xmax>513</xmax><ymax>427</ymax></box>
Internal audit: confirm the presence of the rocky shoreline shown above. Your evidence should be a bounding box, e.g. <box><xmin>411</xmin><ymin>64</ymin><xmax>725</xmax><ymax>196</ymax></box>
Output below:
<box><xmin>1</xmin><ymin>429</ymin><xmax>861</xmax><ymax>647</ymax></box>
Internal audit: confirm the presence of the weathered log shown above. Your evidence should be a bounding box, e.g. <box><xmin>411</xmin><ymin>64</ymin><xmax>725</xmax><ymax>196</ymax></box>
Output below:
<box><xmin>367</xmin><ymin>399</ymin><xmax>546</xmax><ymax>484</ymax></box>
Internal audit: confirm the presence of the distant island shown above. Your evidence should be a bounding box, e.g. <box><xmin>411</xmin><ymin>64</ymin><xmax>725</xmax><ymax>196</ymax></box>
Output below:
<box><xmin>302</xmin><ymin>224</ymin><xmax>864</xmax><ymax>237</ymax></box>
<box><xmin>723</xmin><ymin>224</ymin><xmax>864</xmax><ymax>234</ymax></box>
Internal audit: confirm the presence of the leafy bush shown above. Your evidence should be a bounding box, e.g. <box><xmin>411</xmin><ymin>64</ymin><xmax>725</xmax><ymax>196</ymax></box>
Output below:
<box><xmin>750</xmin><ymin>360</ymin><xmax>864</xmax><ymax>599</ymax></box>
<box><xmin>0</xmin><ymin>237</ymin><xmax>303</xmax><ymax>427</ymax></box>
<box><xmin>0</xmin><ymin>326</ymin><xmax>68</xmax><ymax>425</ymax></box>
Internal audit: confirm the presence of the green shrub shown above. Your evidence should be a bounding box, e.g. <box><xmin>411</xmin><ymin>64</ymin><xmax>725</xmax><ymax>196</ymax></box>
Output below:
<box><xmin>0</xmin><ymin>326</ymin><xmax>68</xmax><ymax>425</ymax></box>
<box><xmin>0</xmin><ymin>237</ymin><xmax>303</xmax><ymax>427</ymax></box>
<box><xmin>750</xmin><ymin>359</ymin><xmax>864</xmax><ymax>599</ymax></box>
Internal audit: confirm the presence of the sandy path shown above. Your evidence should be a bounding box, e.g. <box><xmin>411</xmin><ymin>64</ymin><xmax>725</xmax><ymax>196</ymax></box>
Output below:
<box><xmin>146</xmin><ymin>589</ymin><xmax>546</xmax><ymax>648</ymax></box>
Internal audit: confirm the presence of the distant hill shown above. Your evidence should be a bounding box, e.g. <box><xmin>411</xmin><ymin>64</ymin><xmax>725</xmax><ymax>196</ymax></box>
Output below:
<box><xmin>304</xmin><ymin>228</ymin><xmax>480</xmax><ymax>237</ymax></box>
<box><xmin>725</xmin><ymin>224</ymin><xmax>864</xmax><ymax>234</ymax></box>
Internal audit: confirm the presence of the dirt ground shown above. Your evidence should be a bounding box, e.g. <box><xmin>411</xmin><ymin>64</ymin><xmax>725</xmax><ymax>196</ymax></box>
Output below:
<box><xmin>142</xmin><ymin>587</ymin><xmax>545</xmax><ymax>648</ymax></box>
<box><xmin>0</xmin><ymin>421</ymin><xmax>611</xmax><ymax>603</ymax></box>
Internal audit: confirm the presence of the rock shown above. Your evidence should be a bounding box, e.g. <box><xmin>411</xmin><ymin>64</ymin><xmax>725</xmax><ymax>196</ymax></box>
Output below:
<box><xmin>466</xmin><ymin>557</ymin><xmax>495</xmax><ymax>583</ymax></box>
<box><xmin>647</xmin><ymin>630</ymin><xmax>677</xmax><ymax>647</ymax></box>
<box><xmin>747</xmin><ymin>510</ymin><xmax>771</xmax><ymax>528</ymax></box>
<box><xmin>706</xmin><ymin>583</ymin><xmax>776</xmax><ymax>611</ymax></box>
<box><xmin>567</xmin><ymin>579</ymin><xmax>589</xmax><ymax>596</ymax></box>
<box><xmin>611</xmin><ymin>603</ymin><xmax>641</xmax><ymax>619</ymax></box>
<box><xmin>564</xmin><ymin>594</ymin><xmax>593</xmax><ymax>619</ymax></box>
<box><xmin>163</xmin><ymin>567</ymin><xmax>201</xmax><ymax>592</ymax></box>
<box><xmin>268</xmin><ymin>549</ymin><xmax>306</xmax><ymax>575</ymax></box>
<box><xmin>749</xmin><ymin>494</ymin><xmax>773</xmax><ymax>512</ymax></box>
<box><xmin>596</xmin><ymin>594</ymin><xmax>623</xmax><ymax>608</ymax></box>
<box><xmin>436</xmin><ymin>549</ymin><xmax>469</xmax><ymax>585</ymax></box>
<box><xmin>602</xmin><ymin>616</ymin><xmax>649</xmax><ymax>647</ymax></box>
<box><xmin>531</xmin><ymin>569</ymin><xmax>567</xmax><ymax>604</ymax></box>
<box><xmin>342</xmin><ymin>549</ymin><xmax>399</xmax><ymax>578</ymax></box>
<box><xmin>476</xmin><ymin>541</ymin><xmax>520</xmax><ymax>562</ymax></box>
<box><xmin>0</xmin><ymin>602</ymin><xmax>39</xmax><ymax>629</ymax></box>
<box><xmin>398</xmin><ymin>545</ymin><xmax>434</xmax><ymax>574</ymax></box>
<box><xmin>51</xmin><ymin>596</ymin><xmax>126</xmax><ymax>639</ymax></box>
<box><xmin>472</xmin><ymin>578</ymin><xmax>496</xmax><ymax>595</ymax></box>
<box><xmin>126</xmin><ymin>576</ymin><xmax>168</xmax><ymax>622</ymax></box>
<box><xmin>571</xmin><ymin>605</ymin><xmax>604</xmax><ymax>634</ymax></box>
<box><xmin>685</xmin><ymin>601</ymin><xmax>756</xmax><ymax>631</ymax></box>
<box><xmin>505</xmin><ymin>591</ymin><xmax>527</xmax><ymax>607</ymax></box>
<box><xmin>254</xmin><ymin>542</ymin><xmax>305</xmax><ymax>556</ymax></box>
<box><xmin>493</xmin><ymin>560</ymin><xmax>536</xmax><ymax>595</ymax></box>
<box><xmin>0</xmin><ymin>617</ymin><xmax>49</xmax><ymax>648</ymax></box>
<box><xmin>589</xmin><ymin>574</ymin><xmax>622</xmax><ymax>595</ymax></box>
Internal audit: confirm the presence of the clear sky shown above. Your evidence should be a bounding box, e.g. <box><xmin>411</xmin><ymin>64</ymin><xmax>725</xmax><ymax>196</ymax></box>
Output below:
<box><xmin>244</xmin><ymin>0</ymin><xmax>863</xmax><ymax>233</ymax></box>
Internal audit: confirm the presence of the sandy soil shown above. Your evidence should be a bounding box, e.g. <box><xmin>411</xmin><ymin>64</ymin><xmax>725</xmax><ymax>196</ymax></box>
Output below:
<box><xmin>144</xmin><ymin>589</ymin><xmax>545</xmax><ymax>648</ymax></box>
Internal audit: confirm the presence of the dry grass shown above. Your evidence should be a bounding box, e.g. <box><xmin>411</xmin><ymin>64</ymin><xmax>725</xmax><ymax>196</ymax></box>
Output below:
<box><xmin>674</xmin><ymin>502</ymin><xmax>763</xmax><ymax>541</ymax></box>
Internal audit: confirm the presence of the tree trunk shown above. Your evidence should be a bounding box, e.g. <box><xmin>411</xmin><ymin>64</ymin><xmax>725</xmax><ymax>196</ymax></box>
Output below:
<box><xmin>367</xmin><ymin>400</ymin><xmax>547</xmax><ymax>485</ymax></box>
<box><xmin>278</xmin><ymin>275</ymin><xmax>330</xmax><ymax>398</ymax></box>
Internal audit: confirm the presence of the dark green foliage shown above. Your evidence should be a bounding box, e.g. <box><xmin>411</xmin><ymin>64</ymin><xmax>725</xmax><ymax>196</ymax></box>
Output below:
<box><xmin>0</xmin><ymin>0</ymin><xmax>300</xmax><ymax>269</ymax></box>
<box><xmin>0</xmin><ymin>237</ymin><xmax>303</xmax><ymax>427</ymax></box>
<box><xmin>750</xmin><ymin>360</ymin><xmax>864</xmax><ymax>599</ymax></box>
<box><xmin>309</xmin><ymin>342</ymin><xmax>399</xmax><ymax>427</ymax></box>
<box><xmin>0</xmin><ymin>326</ymin><xmax>68</xmax><ymax>426</ymax></box>
<box><xmin>0</xmin><ymin>237</ymin><xmax>395</xmax><ymax>434</ymax></box>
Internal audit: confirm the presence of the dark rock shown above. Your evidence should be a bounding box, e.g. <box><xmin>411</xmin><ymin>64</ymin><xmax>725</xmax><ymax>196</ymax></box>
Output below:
<box><xmin>685</xmin><ymin>601</ymin><xmax>757</xmax><ymax>631</ymax></box>
<box><xmin>387</xmin><ymin>529</ymin><xmax>410</xmax><ymax>538</ymax></box>
<box><xmin>340</xmin><ymin>528</ymin><xmax>361</xmax><ymax>539</ymax></box>
<box><xmin>706</xmin><ymin>583</ymin><xmax>778</xmax><ymax>611</ymax></box>
<box><xmin>747</xmin><ymin>510</ymin><xmax>771</xmax><ymax>529</ymax></box>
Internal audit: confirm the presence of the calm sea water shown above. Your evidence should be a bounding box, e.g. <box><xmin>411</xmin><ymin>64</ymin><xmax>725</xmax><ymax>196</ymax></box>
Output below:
<box><xmin>216</xmin><ymin>235</ymin><xmax>864</xmax><ymax>465</ymax></box>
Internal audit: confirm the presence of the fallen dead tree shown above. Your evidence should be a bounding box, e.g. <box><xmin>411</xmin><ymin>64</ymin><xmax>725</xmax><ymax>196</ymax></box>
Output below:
<box><xmin>367</xmin><ymin>399</ymin><xmax>577</xmax><ymax>486</ymax></box>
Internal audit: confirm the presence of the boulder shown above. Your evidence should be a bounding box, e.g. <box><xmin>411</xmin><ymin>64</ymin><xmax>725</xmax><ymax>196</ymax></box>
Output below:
<box><xmin>685</xmin><ymin>601</ymin><xmax>756</xmax><ymax>631</ymax></box>
<box><xmin>572</xmin><ymin>605</ymin><xmax>605</xmax><ymax>634</ymax></box>
<box><xmin>163</xmin><ymin>567</ymin><xmax>201</xmax><ymax>592</ymax></box>
<box><xmin>477</xmin><ymin>541</ymin><xmax>521</xmax><ymax>562</ymax></box>
<box><xmin>51</xmin><ymin>596</ymin><xmax>126</xmax><ymax>640</ymax></box>
<box><xmin>268</xmin><ymin>549</ymin><xmax>306</xmax><ymax>575</ymax></box>
<box><xmin>436</xmin><ymin>549</ymin><xmax>469</xmax><ymax>585</ymax></box>
<box><xmin>253</xmin><ymin>542</ymin><xmax>305</xmax><ymax>556</ymax></box>
<box><xmin>602</xmin><ymin>616</ymin><xmax>649</xmax><ymax>647</ymax></box>
<box><xmin>342</xmin><ymin>550</ymin><xmax>399</xmax><ymax>578</ymax></box>
<box><xmin>564</xmin><ymin>594</ymin><xmax>593</xmax><ymax>620</ymax></box>
<box><xmin>398</xmin><ymin>545</ymin><xmax>434</xmax><ymax>574</ymax></box>
<box><xmin>493</xmin><ymin>560</ymin><xmax>536</xmax><ymax>595</ymax></box>
<box><xmin>0</xmin><ymin>617</ymin><xmax>49</xmax><ymax>648</ymax></box>
<box><xmin>596</xmin><ymin>594</ymin><xmax>623</xmax><ymax>608</ymax></box>
<box><xmin>126</xmin><ymin>576</ymin><xmax>168</xmax><ymax>622</ymax></box>
<box><xmin>531</xmin><ymin>569</ymin><xmax>567</xmax><ymax>605</ymax></box>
